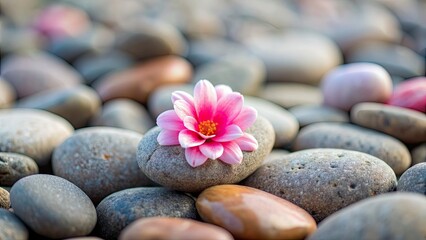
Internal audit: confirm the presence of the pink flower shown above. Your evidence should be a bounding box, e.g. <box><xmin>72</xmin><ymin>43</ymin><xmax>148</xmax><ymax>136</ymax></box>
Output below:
<box><xmin>156</xmin><ymin>80</ymin><xmax>258</xmax><ymax>167</ymax></box>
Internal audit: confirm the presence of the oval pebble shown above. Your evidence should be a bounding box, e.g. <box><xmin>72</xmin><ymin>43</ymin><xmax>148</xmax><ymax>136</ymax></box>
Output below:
<box><xmin>293</xmin><ymin>122</ymin><xmax>411</xmax><ymax>175</ymax></box>
<box><xmin>53</xmin><ymin>127</ymin><xmax>151</xmax><ymax>204</ymax></box>
<box><xmin>119</xmin><ymin>217</ymin><xmax>234</xmax><ymax>240</ymax></box>
<box><xmin>0</xmin><ymin>187</ymin><xmax>10</xmax><ymax>209</ymax></box>
<box><xmin>0</xmin><ymin>209</ymin><xmax>28</xmax><ymax>240</ymax></box>
<box><xmin>0</xmin><ymin>78</ymin><xmax>15</xmax><ymax>108</ymax></box>
<box><xmin>259</xmin><ymin>83</ymin><xmax>323</xmax><ymax>109</ymax></box>
<box><xmin>351</xmin><ymin>102</ymin><xmax>426</xmax><ymax>144</ymax></box>
<box><xmin>10</xmin><ymin>174</ymin><xmax>97</xmax><ymax>239</ymax></box>
<box><xmin>411</xmin><ymin>143</ymin><xmax>426</xmax><ymax>165</ymax></box>
<box><xmin>307</xmin><ymin>192</ymin><xmax>426</xmax><ymax>240</ymax></box>
<box><xmin>0</xmin><ymin>152</ymin><xmax>39</xmax><ymax>186</ymax></box>
<box><xmin>96</xmin><ymin>187</ymin><xmax>197</xmax><ymax>240</ymax></box>
<box><xmin>147</xmin><ymin>84</ymin><xmax>193</xmax><ymax>118</ymax></box>
<box><xmin>197</xmin><ymin>185</ymin><xmax>316</xmax><ymax>240</ymax></box>
<box><xmin>397</xmin><ymin>163</ymin><xmax>426</xmax><ymax>195</ymax></box>
<box><xmin>243</xmin><ymin>149</ymin><xmax>397</xmax><ymax>222</ymax></box>
<box><xmin>0</xmin><ymin>109</ymin><xmax>74</xmax><ymax>166</ymax></box>
<box><xmin>137</xmin><ymin>116</ymin><xmax>274</xmax><ymax>192</ymax></box>
<box><xmin>387</xmin><ymin>77</ymin><xmax>426</xmax><ymax>112</ymax></box>
<box><xmin>321</xmin><ymin>63</ymin><xmax>393</xmax><ymax>111</ymax></box>
<box><xmin>289</xmin><ymin>104</ymin><xmax>349</xmax><ymax>127</ymax></box>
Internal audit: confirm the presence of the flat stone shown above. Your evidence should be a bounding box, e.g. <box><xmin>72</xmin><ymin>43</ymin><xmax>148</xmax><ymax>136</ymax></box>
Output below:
<box><xmin>307</xmin><ymin>193</ymin><xmax>426</xmax><ymax>240</ymax></box>
<box><xmin>10</xmin><ymin>174</ymin><xmax>97</xmax><ymax>239</ymax></box>
<box><xmin>397</xmin><ymin>163</ymin><xmax>426</xmax><ymax>195</ymax></box>
<box><xmin>321</xmin><ymin>63</ymin><xmax>393</xmax><ymax>111</ymax></box>
<box><xmin>147</xmin><ymin>84</ymin><xmax>193</xmax><ymax>118</ymax></box>
<box><xmin>411</xmin><ymin>143</ymin><xmax>426</xmax><ymax>165</ymax></box>
<box><xmin>0</xmin><ymin>152</ymin><xmax>39</xmax><ymax>186</ymax></box>
<box><xmin>294</xmin><ymin>123</ymin><xmax>411</xmax><ymax>175</ymax></box>
<box><xmin>119</xmin><ymin>217</ymin><xmax>234</xmax><ymax>240</ymax></box>
<box><xmin>243</xmin><ymin>149</ymin><xmax>397</xmax><ymax>222</ymax></box>
<box><xmin>0</xmin><ymin>78</ymin><xmax>15</xmax><ymax>108</ymax></box>
<box><xmin>0</xmin><ymin>187</ymin><xmax>9</xmax><ymax>209</ymax></box>
<box><xmin>0</xmin><ymin>209</ymin><xmax>28</xmax><ymax>240</ymax></box>
<box><xmin>351</xmin><ymin>102</ymin><xmax>426</xmax><ymax>144</ymax></box>
<box><xmin>387</xmin><ymin>77</ymin><xmax>426</xmax><ymax>113</ymax></box>
<box><xmin>137</xmin><ymin>116</ymin><xmax>275</xmax><ymax>192</ymax></box>
<box><xmin>0</xmin><ymin>109</ymin><xmax>74</xmax><ymax>166</ymax></box>
<box><xmin>259</xmin><ymin>83</ymin><xmax>323</xmax><ymax>109</ymax></box>
<box><xmin>96</xmin><ymin>187</ymin><xmax>197</xmax><ymax>240</ymax></box>
<box><xmin>52</xmin><ymin>127</ymin><xmax>151</xmax><ymax>204</ymax></box>
<box><xmin>197</xmin><ymin>185</ymin><xmax>317</xmax><ymax>240</ymax></box>
<box><xmin>289</xmin><ymin>104</ymin><xmax>349</xmax><ymax>127</ymax></box>
<box><xmin>15</xmin><ymin>85</ymin><xmax>101</xmax><ymax>128</ymax></box>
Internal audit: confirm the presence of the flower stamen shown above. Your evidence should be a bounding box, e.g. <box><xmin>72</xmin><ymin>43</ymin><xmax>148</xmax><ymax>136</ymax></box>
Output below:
<box><xmin>198</xmin><ymin>120</ymin><xmax>218</xmax><ymax>136</ymax></box>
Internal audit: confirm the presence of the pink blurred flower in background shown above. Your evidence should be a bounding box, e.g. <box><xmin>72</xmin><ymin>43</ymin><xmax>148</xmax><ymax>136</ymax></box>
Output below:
<box><xmin>156</xmin><ymin>80</ymin><xmax>258</xmax><ymax>167</ymax></box>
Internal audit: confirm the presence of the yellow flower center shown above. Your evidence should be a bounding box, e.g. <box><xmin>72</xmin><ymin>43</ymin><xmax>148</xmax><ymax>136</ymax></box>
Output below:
<box><xmin>198</xmin><ymin>120</ymin><xmax>218</xmax><ymax>136</ymax></box>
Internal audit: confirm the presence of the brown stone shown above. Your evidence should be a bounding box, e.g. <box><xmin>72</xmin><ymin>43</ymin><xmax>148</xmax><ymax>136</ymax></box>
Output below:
<box><xmin>95</xmin><ymin>56</ymin><xmax>192</xmax><ymax>103</ymax></box>
<box><xmin>196</xmin><ymin>184</ymin><xmax>316</xmax><ymax>240</ymax></box>
<box><xmin>0</xmin><ymin>187</ymin><xmax>10</xmax><ymax>209</ymax></box>
<box><xmin>119</xmin><ymin>217</ymin><xmax>234</xmax><ymax>240</ymax></box>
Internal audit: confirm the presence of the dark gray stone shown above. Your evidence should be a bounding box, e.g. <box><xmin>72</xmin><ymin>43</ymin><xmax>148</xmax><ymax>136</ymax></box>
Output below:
<box><xmin>0</xmin><ymin>152</ymin><xmax>39</xmax><ymax>186</ymax></box>
<box><xmin>0</xmin><ymin>187</ymin><xmax>9</xmax><ymax>209</ymax></box>
<box><xmin>411</xmin><ymin>143</ymin><xmax>426</xmax><ymax>165</ymax></box>
<box><xmin>397</xmin><ymin>162</ymin><xmax>426</xmax><ymax>195</ymax></box>
<box><xmin>52</xmin><ymin>127</ymin><xmax>152</xmax><ymax>204</ymax></box>
<box><xmin>96</xmin><ymin>187</ymin><xmax>197</xmax><ymax>240</ymax></box>
<box><xmin>307</xmin><ymin>193</ymin><xmax>426</xmax><ymax>240</ymax></box>
<box><xmin>0</xmin><ymin>209</ymin><xmax>28</xmax><ymax>240</ymax></box>
<box><xmin>10</xmin><ymin>174</ymin><xmax>96</xmax><ymax>239</ymax></box>
<box><xmin>243</xmin><ymin>149</ymin><xmax>397</xmax><ymax>222</ymax></box>
<box><xmin>289</xmin><ymin>104</ymin><xmax>349</xmax><ymax>127</ymax></box>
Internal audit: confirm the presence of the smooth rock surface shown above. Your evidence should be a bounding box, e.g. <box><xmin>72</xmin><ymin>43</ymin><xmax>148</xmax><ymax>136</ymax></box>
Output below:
<box><xmin>0</xmin><ymin>109</ymin><xmax>74</xmax><ymax>166</ymax></box>
<box><xmin>387</xmin><ymin>77</ymin><xmax>426</xmax><ymax>112</ymax></box>
<box><xmin>294</xmin><ymin>123</ymin><xmax>411</xmax><ymax>175</ymax></box>
<box><xmin>0</xmin><ymin>152</ymin><xmax>39</xmax><ymax>186</ymax></box>
<box><xmin>96</xmin><ymin>187</ymin><xmax>197</xmax><ymax>240</ymax></box>
<box><xmin>137</xmin><ymin>116</ymin><xmax>275</xmax><ymax>192</ymax></box>
<box><xmin>0</xmin><ymin>78</ymin><xmax>15</xmax><ymax>108</ymax></box>
<box><xmin>397</xmin><ymin>163</ymin><xmax>426</xmax><ymax>195</ymax></box>
<box><xmin>0</xmin><ymin>187</ymin><xmax>10</xmax><ymax>209</ymax></box>
<box><xmin>147</xmin><ymin>84</ymin><xmax>193</xmax><ymax>118</ymax></box>
<box><xmin>10</xmin><ymin>174</ymin><xmax>97</xmax><ymax>239</ymax></box>
<box><xmin>53</xmin><ymin>127</ymin><xmax>151</xmax><ymax>204</ymax></box>
<box><xmin>243</xmin><ymin>149</ymin><xmax>397</xmax><ymax>222</ymax></box>
<box><xmin>259</xmin><ymin>83</ymin><xmax>323</xmax><ymax>108</ymax></box>
<box><xmin>264</xmin><ymin>149</ymin><xmax>290</xmax><ymax>165</ymax></box>
<box><xmin>290</xmin><ymin>104</ymin><xmax>349</xmax><ymax>127</ymax></box>
<box><xmin>411</xmin><ymin>143</ymin><xmax>426</xmax><ymax>165</ymax></box>
<box><xmin>307</xmin><ymin>193</ymin><xmax>426</xmax><ymax>240</ymax></box>
<box><xmin>197</xmin><ymin>185</ymin><xmax>317</xmax><ymax>240</ymax></box>
<box><xmin>119</xmin><ymin>217</ymin><xmax>234</xmax><ymax>240</ymax></box>
<box><xmin>351</xmin><ymin>102</ymin><xmax>426</xmax><ymax>144</ymax></box>
<box><xmin>0</xmin><ymin>209</ymin><xmax>28</xmax><ymax>240</ymax></box>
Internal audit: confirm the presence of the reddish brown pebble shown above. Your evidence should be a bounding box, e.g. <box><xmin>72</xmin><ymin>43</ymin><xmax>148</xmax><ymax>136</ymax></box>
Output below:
<box><xmin>196</xmin><ymin>184</ymin><xmax>317</xmax><ymax>240</ymax></box>
<box><xmin>119</xmin><ymin>217</ymin><xmax>234</xmax><ymax>240</ymax></box>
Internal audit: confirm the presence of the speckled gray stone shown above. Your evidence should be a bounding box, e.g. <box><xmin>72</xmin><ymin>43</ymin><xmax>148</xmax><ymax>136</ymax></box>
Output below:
<box><xmin>10</xmin><ymin>174</ymin><xmax>96</xmax><ymax>239</ymax></box>
<box><xmin>137</xmin><ymin>116</ymin><xmax>275</xmax><ymax>192</ymax></box>
<box><xmin>243</xmin><ymin>149</ymin><xmax>397</xmax><ymax>222</ymax></box>
<box><xmin>15</xmin><ymin>85</ymin><xmax>101</xmax><ymax>128</ymax></box>
<box><xmin>0</xmin><ymin>187</ymin><xmax>10</xmax><ymax>209</ymax></box>
<box><xmin>397</xmin><ymin>163</ymin><xmax>426</xmax><ymax>195</ymax></box>
<box><xmin>307</xmin><ymin>193</ymin><xmax>426</xmax><ymax>240</ymax></box>
<box><xmin>293</xmin><ymin>123</ymin><xmax>411</xmax><ymax>175</ymax></box>
<box><xmin>0</xmin><ymin>152</ymin><xmax>39</xmax><ymax>186</ymax></box>
<box><xmin>90</xmin><ymin>99</ymin><xmax>155</xmax><ymax>134</ymax></box>
<box><xmin>289</xmin><ymin>104</ymin><xmax>349</xmax><ymax>127</ymax></box>
<box><xmin>96</xmin><ymin>187</ymin><xmax>197</xmax><ymax>240</ymax></box>
<box><xmin>245</xmin><ymin>96</ymin><xmax>299</xmax><ymax>148</ymax></box>
<box><xmin>53</xmin><ymin>127</ymin><xmax>152</xmax><ymax>204</ymax></box>
<box><xmin>0</xmin><ymin>78</ymin><xmax>15</xmax><ymax>108</ymax></box>
<box><xmin>411</xmin><ymin>143</ymin><xmax>426</xmax><ymax>165</ymax></box>
<box><xmin>0</xmin><ymin>109</ymin><xmax>74</xmax><ymax>166</ymax></box>
<box><xmin>0</xmin><ymin>209</ymin><xmax>28</xmax><ymax>240</ymax></box>
<box><xmin>351</xmin><ymin>102</ymin><xmax>426</xmax><ymax>144</ymax></box>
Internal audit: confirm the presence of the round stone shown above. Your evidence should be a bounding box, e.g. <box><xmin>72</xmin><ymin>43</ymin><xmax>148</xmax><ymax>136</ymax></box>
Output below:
<box><xmin>0</xmin><ymin>187</ymin><xmax>10</xmax><ymax>209</ymax></box>
<box><xmin>52</xmin><ymin>127</ymin><xmax>151</xmax><ymax>204</ymax></box>
<box><xmin>96</xmin><ymin>187</ymin><xmax>197</xmax><ymax>240</ymax></box>
<box><xmin>0</xmin><ymin>78</ymin><xmax>15</xmax><ymax>108</ymax></box>
<box><xmin>243</xmin><ymin>149</ymin><xmax>397</xmax><ymax>222</ymax></box>
<box><xmin>137</xmin><ymin>116</ymin><xmax>275</xmax><ymax>192</ymax></box>
<box><xmin>289</xmin><ymin>104</ymin><xmax>349</xmax><ymax>127</ymax></box>
<box><xmin>197</xmin><ymin>185</ymin><xmax>317</xmax><ymax>240</ymax></box>
<box><xmin>351</xmin><ymin>102</ymin><xmax>426</xmax><ymax>144</ymax></box>
<box><xmin>10</xmin><ymin>174</ymin><xmax>97</xmax><ymax>239</ymax></box>
<box><xmin>0</xmin><ymin>109</ymin><xmax>74</xmax><ymax>166</ymax></box>
<box><xmin>259</xmin><ymin>83</ymin><xmax>323</xmax><ymax>108</ymax></box>
<box><xmin>119</xmin><ymin>217</ymin><xmax>234</xmax><ymax>240</ymax></box>
<box><xmin>397</xmin><ymin>163</ymin><xmax>426</xmax><ymax>195</ymax></box>
<box><xmin>15</xmin><ymin>85</ymin><xmax>101</xmax><ymax>128</ymax></box>
<box><xmin>147</xmin><ymin>84</ymin><xmax>193</xmax><ymax>118</ymax></box>
<box><xmin>0</xmin><ymin>209</ymin><xmax>28</xmax><ymax>240</ymax></box>
<box><xmin>411</xmin><ymin>143</ymin><xmax>426</xmax><ymax>165</ymax></box>
<box><xmin>387</xmin><ymin>77</ymin><xmax>426</xmax><ymax>113</ymax></box>
<box><xmin>307</xmin><ymin>192</ymin><xmax>426</xmax><ymax>240</ymax></box>
<box><xmin>293</xmin><ymin>123</ymin><xmax>411</xmax><ymax>175</ymax></box>
<box><xmin>90</xmin><ymin>99</ymin><xmax>155</xmax><ymax>134</ymax></box>
<box><xmin>0</xmin><ymin>152</ymin><xmax>39</xmax><ymax>186</ymax></box>
<box><xmin>245</xmin><ymin>96</ymin><xmax>299</xmax><ymax>148</ymax></box>
<box><xmin>321</xmin><ymin>63</ymin><xmax>393</xmax><ymax>111</ymax></box>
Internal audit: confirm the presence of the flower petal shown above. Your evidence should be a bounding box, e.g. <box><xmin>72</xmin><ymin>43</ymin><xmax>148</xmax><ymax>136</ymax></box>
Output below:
<box><xmin>171</xmin><ymin>91</ymin><xmax>194</xmax><ymax>104</ymax></box>
<box><xmin>199</xmin><ymin>142</ymin><xmax>224</xmax><ymax>160</ymax></box>
<box><xmin>233</xmin><ymin>106</ymin><xmax>257</xmax><ymax>131</ymax></box>
<box><xmin>214</xmin><ymin>124</ymin><xmax>243</xmax><ymax>142</ymax></box>
<box><xmin>185</xmin><ymin>147</ymin><xmax>209</xmax><ymax>167</ymax></box>
<box><xmin>235</xmin><ymin>133</ymin><xmax>258</xmax><ymax>151</ymax></box>
<box><xmin>156</xmin><ymin>110</ymin><xmax>184</xmax><ymax>131</ymax></box>
<box><xmin>215</xmin><ymin>85</ymin><xmax>233</xmax><ymax>100</ymax></box>
<box><xmin>178</xmin><ymin>129</ymin><xmax>205</xmax><ymax>148</ymax></box>
<box><xmin>174</xmin><ymin>99</ymin><xmax>196</xmax><ymax>120</ymax></box>
<box><xmin>215</xmin><ymin>92</ymin><xmax>243</xmax><ymax>125</ymax></box>
<box><xmin>219</xmin><ymin>141</ymin><xmax>243</xmax><ymax>165</ymax></box>
<box><xmin>157</xmin><ymin>130</ymin><xmax>180</xmax><ymax>145</ymax></box>
<box><xmin>194</xmin><ymin>80</ymin><xmax>217</xmax><ymax>121</ymax></box>
<box><xmin>183</xmin><ymin>116</ymin><xmax>198</xmax><ymax>132</ymax></box>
